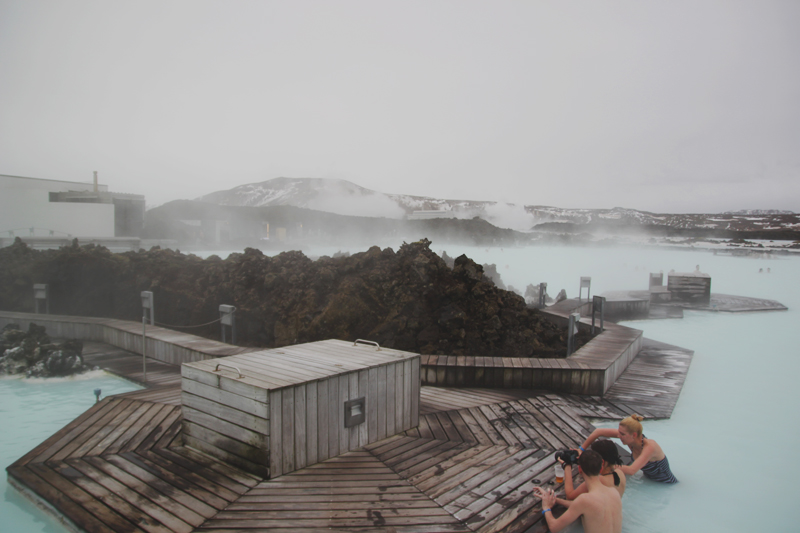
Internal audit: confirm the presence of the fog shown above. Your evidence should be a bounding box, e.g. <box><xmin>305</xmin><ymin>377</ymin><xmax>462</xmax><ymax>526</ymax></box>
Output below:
<box><xmin>1</xmin><ymin>0</ymin><xmax>799</xmax><ymax>214</ymax></box>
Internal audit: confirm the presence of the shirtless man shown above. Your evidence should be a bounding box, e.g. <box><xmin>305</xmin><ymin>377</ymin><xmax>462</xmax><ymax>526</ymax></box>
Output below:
<box><xmin>533</xmin><ymin>450</ymin><xmax>622</xmax><ymax>533</ymax></box>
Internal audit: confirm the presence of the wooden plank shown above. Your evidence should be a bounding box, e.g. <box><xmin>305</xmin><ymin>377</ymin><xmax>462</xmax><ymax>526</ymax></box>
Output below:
<box><xmin>403</xmin><ymin>359</ymin><xmax>413</xmax><ymax>430</ymax></box>
<box><xmin>28</xmin><ymin>461</ymin><xmax>148</xmax><ymax>533</ymax></box>
<box><xmin>306</xmin><ymin>380</ymin><xmax>319</xmax><ymax>466</ymax></box>
<box><xmin>8</xmin><ymin>465</ymin><xmax>123</xmax><ymax>533</ymax></box>
<box><xmin>377</xmin><ymin>365</ymin><xmax>387</xmax><ymax>440</ymax></box>
<box><xmin>396</xmin><ymin>360</ymin><xmax>405</xmax><ymax>434</ymax></box>
<box><xmin>387</xmin><ymin>363</ymin><xmax>397</xmax><ymax>436</ymax></box>
<box><xmin>102</xmin><ymin>453</ymin><xmax>219</xmax><ymax>519</ymax></box>
<box><xmin>56</xmin><ymin>459</ymin><xmax>188</xmax><ymax>533</ymax></box>
<box><xmin>182</xmin><ymin>392</ymin><xmax>268</xmax><ymax>436</ymax></box>
<box><xmin>182</xmin><ymin>406</ymin><xmax>267</xmax><ymax>449</ymax></box>
<box><xmin>368</xmin><ymin>366</ymin><xmax>379</xmax><ymax>443</ymax></box>
<box><xmin>390</xmin><ymin>441</ymin><xmax>468</xmax><ymax>476</ymax></box>
<box><xmin>81</xmin><ymin>455</ymin><xmax>207</xmax><ymax>527</ymax></box>
<box><xmin>182</xmin><ymin>422</ymin><xmax>267</xmax><ymax>476</ymax></box>
<box><xmin>138</xmin><ymin>405</ymin><xmax>182</xmax><ymax>452</ymax></box>
<box><xmin>338</xmin><ymin>373</ymin><xmax>349</xmax><ymax>454</ymax></box>
<box><xmin>282</xmin><ymin>387</ymin><xmax>295</xmax><ymax>474</ymax></box>
<box><xmin>117</xmin><ymin>451</ymin><xmax>230</xmax><ymax>509</ymax></box>
<box><xmin>434</xmin><ymin>447</ymin><xmax>540</xmax><ymax>506</ymax></box>
<box><xmin>294</xmin><ymin>383</ymin><xmax>308</xmax><ymax>469</ymax></box>
<box><xmin>349</xmin><ymin>371</ymin><xmax>360</xmax><ymax>450</ymax></box>
<box><xmin>328</xmin><ymin>376</ymin><xmax>340</xmax><ymax>459</ymax></box>
<box><xmin>411</xmin><ymin>358</ymin><xmax>420</xmax><ymax>428</ymax></box>
<box><xmin>181</xmin><ymin>378</ymin><xmax>268</xmax><ymax>419</ymax></box>
<box><xmin>156</xmin><ymin>446</ymin><xmax>260</xmax><ymax>489</ymax></box>
<box><xmin>75</xmin><ymin>400</ymin><xmax>152</xmax><ymax>457</ymax></box>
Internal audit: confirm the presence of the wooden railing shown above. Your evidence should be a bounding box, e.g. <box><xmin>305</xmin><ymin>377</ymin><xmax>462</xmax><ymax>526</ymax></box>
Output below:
<box><xmin>0</xmin><ymin>311</ymin><xmax>252</xmax><ymax>366</ymax></box>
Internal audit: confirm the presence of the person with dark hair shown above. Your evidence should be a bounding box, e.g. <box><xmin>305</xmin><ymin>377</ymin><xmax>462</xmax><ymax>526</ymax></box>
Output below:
<box><xmin>534</xmin><ymin>450</ymin><xmax>622</xmax><ymax>533</ymax></box>
<box><xmin>562</xmin><ymin>439</ymin><xmax>626</xmax><ymax>499</ymax></box>
<box><xmin>581</xmin><ymin>414</ymin><xmax>677</xmax><ymax>483</ymax></box>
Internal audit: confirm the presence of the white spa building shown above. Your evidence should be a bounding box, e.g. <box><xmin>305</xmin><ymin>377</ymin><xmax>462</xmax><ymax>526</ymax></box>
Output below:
<box><xmin>0</xmin><ymin>173</ymin><xmax>145</xmax><ymax>251</ymax></box>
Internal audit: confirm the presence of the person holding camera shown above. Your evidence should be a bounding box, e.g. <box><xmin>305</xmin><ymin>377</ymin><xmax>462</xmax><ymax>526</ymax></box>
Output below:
<box><xmin>559</xmin><ymin>439</ymin><xmax>626</xmax><ymax>499</ymax></box>
<box><xmin>534</xmin><ymin>450</ymin><xmax>622</xmax><ymax>533</ymax></box>
<box><xmin>581</xmin><ymin>414</ymin><xmax>677</xmax><ymax>483</ymax></box>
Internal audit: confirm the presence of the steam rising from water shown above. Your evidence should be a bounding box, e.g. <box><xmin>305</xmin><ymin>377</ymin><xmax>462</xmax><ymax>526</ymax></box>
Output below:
<box><xmin>307</xmin><ymin>189</ymin><xmax>406</xmax><ymax>219</ymax></box>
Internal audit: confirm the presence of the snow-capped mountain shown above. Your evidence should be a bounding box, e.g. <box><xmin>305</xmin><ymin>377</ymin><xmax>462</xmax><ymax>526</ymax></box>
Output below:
<box><xmin>196</xmin><ymin>177</ymin><xmax>798</xmax><ymax>233</ymax></box>
<box><xmin>197</xmin><ymin>177</ymin><xmax>540</xmax><ymax>231</ymax></box>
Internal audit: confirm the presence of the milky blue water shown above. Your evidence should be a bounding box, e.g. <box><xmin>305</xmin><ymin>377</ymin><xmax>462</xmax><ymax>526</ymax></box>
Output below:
<box><xmin>4</xmin><ymin>244</ymin><xmax>797</xmax><ymax>531</ymax></box>
<box><xmin>435</xmin><ymin>244</ymin><xmax>799</xmax><ymax>532</ymax></box>
<box><xmin>1</xmin><ymin>372</ymin><xmax>142</xmax><ymax>532</ymax></box>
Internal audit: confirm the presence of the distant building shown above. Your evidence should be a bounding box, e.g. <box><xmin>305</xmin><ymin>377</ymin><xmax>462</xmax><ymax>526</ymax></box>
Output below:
<box><xmin>0</xmin><ymin>173</ymin><xmax>145</xmax><ymax>250</ymax></box>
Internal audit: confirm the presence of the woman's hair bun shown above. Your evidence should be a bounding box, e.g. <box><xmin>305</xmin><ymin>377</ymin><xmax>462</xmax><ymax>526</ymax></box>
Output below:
<box><xmin>631</xmin><ymin>414</ymin><xmax>644</xmax><ymax>422</ymax></box>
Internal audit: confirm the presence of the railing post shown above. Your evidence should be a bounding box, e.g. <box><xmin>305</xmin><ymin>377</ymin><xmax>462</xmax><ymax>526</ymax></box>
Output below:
<box><xmin>567</xmin><ymin>312</ymin><xmax>580</xmax><ymax>356</ymax></box>
<box><xmin>592</xmin><ymin>295</ymin><xmax>606</xmax><ymax>335</ymax></box>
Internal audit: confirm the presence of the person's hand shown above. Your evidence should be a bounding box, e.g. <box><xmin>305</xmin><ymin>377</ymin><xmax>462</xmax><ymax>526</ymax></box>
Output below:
<box><xmin>534</xmin><ymin>487</ymin><xmax>557</xmax><ymax>509</ymax></box>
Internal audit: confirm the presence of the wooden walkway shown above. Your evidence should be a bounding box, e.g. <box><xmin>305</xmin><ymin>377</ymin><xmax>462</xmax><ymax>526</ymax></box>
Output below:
<box><xmin>82</xmin><ymin>341</ymin><xmax>183</xmax><ymax>405</ymax></box>
<box><xmin>551</xmin><ymin>338</ymin><xmax>694</xmax><ymax>420</ymax></box>
<box><xmin>9</xmin><ymin>335</ymin><xmax>692</xmax><ymax>533</ymax></box>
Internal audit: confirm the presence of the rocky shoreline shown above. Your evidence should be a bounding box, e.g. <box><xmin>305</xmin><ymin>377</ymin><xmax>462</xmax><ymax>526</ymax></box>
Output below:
<box><xmin>1</xmin><ymin>323</ymin><xmax>91</xmax><ymax>377</ymax></box>
<box><xmin>0</xmin><ymin>238</ymin><xmax>589</xmax><ymax>357</ymax></box>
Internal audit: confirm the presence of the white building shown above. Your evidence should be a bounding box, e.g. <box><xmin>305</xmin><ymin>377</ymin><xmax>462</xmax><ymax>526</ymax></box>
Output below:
<box><xmin>0</xmin><ymin>174</ymin><xmax>145</xmax><ymax>249</ymax></box>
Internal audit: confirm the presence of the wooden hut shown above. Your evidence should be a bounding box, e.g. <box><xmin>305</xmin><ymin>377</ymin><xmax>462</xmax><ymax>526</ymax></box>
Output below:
<box><xmin>181</xmin><ymin>339</ymin><xmax>420</xmax><ymax>478</ymax></box>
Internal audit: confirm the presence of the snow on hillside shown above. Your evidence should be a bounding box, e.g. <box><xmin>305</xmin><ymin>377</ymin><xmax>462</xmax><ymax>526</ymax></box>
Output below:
<box><xmin>196</xmin><ymin>177</ymin><xmax>799</xmax><ymax>233</ymax></box>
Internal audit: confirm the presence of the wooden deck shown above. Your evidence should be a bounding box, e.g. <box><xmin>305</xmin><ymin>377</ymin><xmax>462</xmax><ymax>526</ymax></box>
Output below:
<box><xmin>82</xmin><ymin>341</ymin><xmax>184</xmax><ymax>405</ymax></box>
<box><xmin>8</xmin><ymin>334</ymin><xmax>692</xmax><ymax>532</ymax></box>
<box><xmin>7</xmin><ymin>397</ymin><xmax>261</xmax><ymax>533</ymax></box>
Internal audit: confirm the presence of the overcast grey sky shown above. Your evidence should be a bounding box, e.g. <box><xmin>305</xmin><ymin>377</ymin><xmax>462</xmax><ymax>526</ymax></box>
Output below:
<box><xmin>1</xmin><ymin>1</ymin><xmax>798</xmax><ymax>213</ymax></box>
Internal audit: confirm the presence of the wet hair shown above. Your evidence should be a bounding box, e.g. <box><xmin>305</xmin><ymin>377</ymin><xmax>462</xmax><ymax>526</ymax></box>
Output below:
<box><xmin>591</xmin><ymin>439</ymin><xmax>622</xmax><ymax>466</ymax></box>
<box><xmin>578</xmin><ymin>450</ymin><xmax>603</xmax><ymax>477</ymax></box>
<box><xmin>619</xmin><ymin>414</ymin><xmax>644</xmax><ymax>436</ymax></box>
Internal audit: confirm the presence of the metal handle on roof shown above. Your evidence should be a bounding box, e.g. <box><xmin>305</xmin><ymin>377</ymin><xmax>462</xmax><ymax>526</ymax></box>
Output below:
<box><xmin>353</xmin><ymin>339</ymin><xmax>381</xmax><ymax>351</ymax></box>
<box><xmin>214</xmin><ymin>363</ymin><xmax>243</xmax><ymax>378</ymax></box>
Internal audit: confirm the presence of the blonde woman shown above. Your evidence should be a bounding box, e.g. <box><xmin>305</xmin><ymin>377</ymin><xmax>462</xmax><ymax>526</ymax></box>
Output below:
<box><xmin>581</xmin><ymin>414</ymin><xmax>677</xmax><ymax>483</ymax></box>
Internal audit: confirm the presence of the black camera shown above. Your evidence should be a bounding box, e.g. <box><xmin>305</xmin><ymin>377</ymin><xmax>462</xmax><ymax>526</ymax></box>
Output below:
<box><xmin>554</xmin><ymin>449</ymin><xmax>579</xmax><ymax>466</ymax></box>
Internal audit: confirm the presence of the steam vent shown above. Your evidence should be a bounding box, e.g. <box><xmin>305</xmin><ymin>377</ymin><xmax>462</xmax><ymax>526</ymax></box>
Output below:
<box><xmin>181</xmin><ymin>339</ymin><xmax>420</xmax><ymax>478</ymax></box>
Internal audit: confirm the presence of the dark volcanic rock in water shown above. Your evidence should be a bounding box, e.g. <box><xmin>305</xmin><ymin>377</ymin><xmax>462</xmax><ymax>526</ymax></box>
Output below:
<box><xmin>0</xmin><ymin>323</ymin><xmax>90</xmax><ymax>377</ymax></box>
<box><xmin>0</xmin><ymin>238</ymin><xmax>585</xmax><ymax>357</ymax></box>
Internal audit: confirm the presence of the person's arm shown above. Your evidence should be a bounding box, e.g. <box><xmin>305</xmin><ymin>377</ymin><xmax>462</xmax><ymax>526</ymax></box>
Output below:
<box><xmin>562</xmin><ymin>464</ymin><xmax>587</xmax><ymax>500</ymax></box>
<box><xmin>581</xmin><ymin>428</ymin><xmax>618</xmax><ymax>451</ymax></box>
<box><xmin>554</xmin><ymin>497</ymin><xmax>572</xmax><ymax>508</ymax></box>
<box><xmin>536</xmin><ymin>488</ymin><xmax>586</xmax><ymax>533</ymax></box>
<box><xmin>619</xmin><ymin>440</ymin><xmax>656</xmax><ymax>476</ymax></box>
